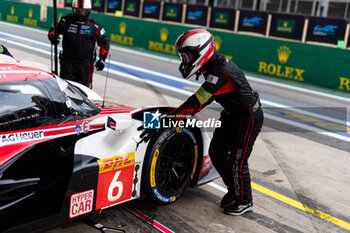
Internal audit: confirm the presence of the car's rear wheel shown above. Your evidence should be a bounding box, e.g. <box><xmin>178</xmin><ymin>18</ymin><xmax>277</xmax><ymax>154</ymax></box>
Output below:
<box><xmin>142</xmin><ymin>127</ymin><xmax>198</xmax><ymax>204</ymax></box>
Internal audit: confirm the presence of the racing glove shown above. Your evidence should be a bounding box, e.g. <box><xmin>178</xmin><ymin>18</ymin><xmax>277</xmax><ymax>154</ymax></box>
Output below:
<box><xmin>48</xmin><ymin>33</ymin><xmax>60</xmax><ymax>45</ymax></box>
<box><xmin>137</xmin><ymin>125</ymin><xmax>158</xmax><ymax>144</ymax></box>
<box><xmin>95</xmin><ymin>59</ymin><xmax>105</xmax><ymax>71</ymax></box>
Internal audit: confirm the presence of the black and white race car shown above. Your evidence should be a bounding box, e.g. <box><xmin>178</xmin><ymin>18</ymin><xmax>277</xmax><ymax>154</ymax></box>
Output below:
<box><xmin>0</xmin><ymin>55</ymin><xmax>218</xmax><ymax>232</ymax></box>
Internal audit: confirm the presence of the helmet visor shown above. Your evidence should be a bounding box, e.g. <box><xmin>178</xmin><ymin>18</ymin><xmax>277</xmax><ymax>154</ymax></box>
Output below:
<box><xmin>73</xmin><ymin>8</ymin><xmax>90</xmax><ymax>16</ymax></box>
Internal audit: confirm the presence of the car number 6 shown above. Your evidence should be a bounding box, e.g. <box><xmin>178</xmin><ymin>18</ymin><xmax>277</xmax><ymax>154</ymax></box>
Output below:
<box><xmin>108</xmin><ymin>170</ymin><xmax>123</xmax><ymax>202</ymax></box>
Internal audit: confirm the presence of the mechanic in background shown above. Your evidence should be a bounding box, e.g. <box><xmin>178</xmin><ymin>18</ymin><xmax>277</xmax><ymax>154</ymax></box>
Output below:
<box><xmin>171</xmin><ymin>28</ymin><xmax>264</xmax><ymax>216</ymax></box>
<box><xmin>0</xmin><ymin>45</ymin><xmax>13</xmax><ymax>57</ymax></box>
<box><xmin>48</xmin><ymin>0</ymin><xmax>110</xmax><ymax>89</ymax></box>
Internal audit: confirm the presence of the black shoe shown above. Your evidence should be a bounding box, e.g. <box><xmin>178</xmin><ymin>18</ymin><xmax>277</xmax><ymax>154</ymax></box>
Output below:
<box><xmin>220</xmin><ymin>192</ymin><xmax>235</xmax><ymax>208</ymax></box>
<box><xmin>224</xmin><ymin>202</ymin><xmax>253</xmax><ymax>216</ymax></box>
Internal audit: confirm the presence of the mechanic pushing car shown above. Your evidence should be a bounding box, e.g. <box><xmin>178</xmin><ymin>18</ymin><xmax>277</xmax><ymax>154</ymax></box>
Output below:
<box><xmin>48</xmin><ymin>0</ymin><xmax>110</xmax><ymax>89</ymax></box>
<box><xmin>170</xmin><ymin>28</ymin><xmax>264</xmax><ymax>215</ymax></box>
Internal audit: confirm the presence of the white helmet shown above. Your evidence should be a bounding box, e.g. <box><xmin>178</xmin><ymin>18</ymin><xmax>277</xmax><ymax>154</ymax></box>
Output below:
<box><xmin>72</xmin><ymin>0</ymin><xmax>92</xmax><ymax>18</ymax></box>
<box><xmin>175</xmin><ymin>28</ymin><xmax>215</xmax><ymax>79</ymax></box>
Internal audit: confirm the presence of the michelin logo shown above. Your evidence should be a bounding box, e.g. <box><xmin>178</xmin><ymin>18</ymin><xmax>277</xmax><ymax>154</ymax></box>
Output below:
<box><xmin>1</xmin><ymin>130</ymin><xmax>44</xmax><ymax>145</ymax></box>
<box><xmin>143</xmin><ymin>110</ymin><xmax>161</xmax><ymax>129</ymax></box>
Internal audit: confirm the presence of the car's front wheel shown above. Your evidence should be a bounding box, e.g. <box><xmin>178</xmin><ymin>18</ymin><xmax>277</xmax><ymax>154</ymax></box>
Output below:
<box><xmin>142</xmin><ymin>127</ymin><xmax>199</xmax><ymax>204</ymax></box>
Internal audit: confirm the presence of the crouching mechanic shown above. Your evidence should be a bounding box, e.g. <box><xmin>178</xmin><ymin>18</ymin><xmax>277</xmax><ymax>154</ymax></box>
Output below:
<box><xmin>170</xmin><ymin>28</ymin><xmax>264</xmax><ymax>215</ymax></box>
<box><xmin>48</xmin><ymin>0</ymin><xmax>110</xmax><ymax>89</ymax></box>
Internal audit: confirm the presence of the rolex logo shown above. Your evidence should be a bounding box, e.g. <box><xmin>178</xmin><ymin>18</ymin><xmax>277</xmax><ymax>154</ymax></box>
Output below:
<box><xmin>29</xmin><ymin>9</ymin><xmax>33</xmax><ymax>18</ymax></box>
<box><xmin>11</xmin><ymin>6</ymin><xmax>15</xmax><ymax>15</ymax></box>
<box><xmin>214</xmin><ymin>36</ymin><xmax>222</xmax><ymax>51</ymax></box>
<box><xmin>119</xmin><ymin>22</ymin><xmax>126</xmax><ymax>35</ymax></box>
<box><xmin>277</xmin><ymin>46</ymin><xmax>291</xmax><ymax>64</ymax></box>
<box><xmin>160</xmin><ymin>28</ymin><xmax>169</xmax><ymax>42</ymax></box>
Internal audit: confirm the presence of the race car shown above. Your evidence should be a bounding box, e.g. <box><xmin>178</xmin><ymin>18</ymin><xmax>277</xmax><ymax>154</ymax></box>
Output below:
<box><xmin>0</xmin><ymin>54</ymin><xmax>219</xmax><ymax>232</ymax></box>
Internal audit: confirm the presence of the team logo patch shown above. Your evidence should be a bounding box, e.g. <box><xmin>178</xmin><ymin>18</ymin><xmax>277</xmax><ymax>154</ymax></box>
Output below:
<box><xmin>143</xmin><ymin>110</ymin><xmax>161</xmax><ymax>129</ymax></box>
<box><xmin>69</xmin><ymin>189</ymin><xmax>94</xmax><ymax>219</ymax></box>
<box><xmin>206</xmin><ymin>74</ymin><xmax>219</xmax><ymax>84</ymax></box>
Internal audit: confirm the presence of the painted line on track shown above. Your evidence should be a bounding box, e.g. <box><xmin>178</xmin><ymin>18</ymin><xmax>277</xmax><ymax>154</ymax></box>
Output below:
<box><xmin>208</xmin><ymin>182</ymin><xmax>350</xmax><ymax>231</ymax></box>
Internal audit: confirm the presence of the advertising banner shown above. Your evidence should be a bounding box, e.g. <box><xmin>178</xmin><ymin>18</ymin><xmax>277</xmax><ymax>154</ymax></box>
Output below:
<box><xmin>142</xmin><ymin>1</ymin><xmax>161</xmax><ymax>19</ymax></box>
<box><xmin>238</xmin><ymin>9</ymin><xmax>268</xmax><ymax>35</ymax></box>
<box><xmin>124</xmin><ymin>0</ymin><xmax>140</xmax><ymax>17</ymax></box>
<box><xmin>92</xmin><ymin>0</ymin><xmax>105</xmax><ymax>12</ymax></box>
<box><xmin>107</xmin><ymin>0</ymin><xmax>121</xmax><ymax>13</ymax></box>
<box><xmin>209</xmin><ymin>7</ymin><xmax>235</xmax><ymax>30</ymax></box>
<box><xmin>306</xmin><ymin>17</ymin><xmax>347</xmax><ymax>45</ymax></box>
<box><xmin>162</xmin><ymin>3</ymin><xmax>183</xmax><ymax>23</ymax></box>
<box><xmin>269</xmin><ymin>13</ymin><xmax>305</xmax><ymax>40</ymax></box>
<box><xmin>64</xmin><ymin>0</ymin><xmax>72</xmax><ymax>8</ymax></box>
<box><xmin>185</xmin><ymin>4</ymin><xmax>208</xmax><ymax>26</ymax></box>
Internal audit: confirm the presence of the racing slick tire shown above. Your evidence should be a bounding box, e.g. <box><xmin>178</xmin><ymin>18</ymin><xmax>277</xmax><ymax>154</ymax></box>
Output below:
<box><xmin>142</xmin><ymin>127</ymin><xmax>199</xmax><ymax>205</ymax></box>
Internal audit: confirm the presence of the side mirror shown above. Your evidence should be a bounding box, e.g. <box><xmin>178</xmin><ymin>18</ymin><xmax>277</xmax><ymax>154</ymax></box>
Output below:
<box><xmin>107</xmin><ymin>116</ymin><xmax>135</xmax><ymax>135</ymax></box>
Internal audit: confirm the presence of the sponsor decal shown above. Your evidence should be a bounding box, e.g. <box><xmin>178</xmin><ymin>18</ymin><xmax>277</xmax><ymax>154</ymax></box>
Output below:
<box><xmin>96</xmin><ymin>152</ymin><xmax>135</xmax><ymax>209</ymax></box>
<box><xmin>80</xmin><ymin>29</ymin><xmax>91</xmax><ymax>34</ymax></box>
<box><xmin>69</xmin><ymin>189</ymin><xmax>94</xmax><ymax>218</ymax></box>
<box><xmin>108</xmin><ymin>0</ymin><xmax>119</xmax><ymax>8</ymax></box>
<box><xmin>150</xmin><ymin>149</ymin><xmax>159</xmax><ymax>187</ymax></box>
<box><xmin>199</xmin><ymin>154</ymin><xmax>212</xmax><ymax>178</ymax></box>
<box><xmin>110</xmin><ymin>22</ymin><xmax>134</xmax><ymax>46</ymax></box>
<box><xmin>258</xmin><ymin>46</ymin><xmax>305</xmax><ymax>82</ymax></box>
<box><xmin>148</xmin><ymin>28</ymin><xmax>176</xmax><ymax>55</ymax></box>
<box><xmin>144</xmin><ymin>5</ymin><xmax>158</xmax><ymax>14</ymax></box>
<box><xmin>7</xmin><ymin>6</ymin><xmax>18</xmax><ymax>23</ymax></box>
<box><xmin>187</xmin><ymin>11</ymin><xmax>203</xmax><ymax>20</ymax></box>
<box><xmin>93</xmin><ymin>0</ymin><xmax>102</xmax><ymax>7</ymax></box>
<box><xmin>75</xmin><ymin>120</ymin><xmax>90</xmax><ymax>135</ymax></box>
<box><xmin>313</xmin><ymin>24</ymin><xmax>338</xmax><ymax>36</ymax></box>
<box><xmin>338</xmin><ymin>77</ymin><xmax>350</xmax><ymax>92</ymax></box>
<box><xmin>23</xmin><ymin>8</ymin><xmax>37</xmax><ymax>27</ymax></box>
<box><xmin>165</xmin><ymin>7</ymin><xmax>178</xmax><ymax>18</ymax></box>
<box><xmin>276</xmin><ymin>19</ymin><xmax>295</xmax><ymax>34</ymax></box>
<box><xmin>75</xmin><ymin>121</ymin><xmax>82</xmax><ymax>135</ymax></box>
<box><xmin>214</xmin><ymin>12</ymin><xmax>229</xmax><ymax>24</ymax></box>
<box><xmin>82</xmin><ymin>120</ymin><xmax>90</xmax><ymax>133</ymax></box>
<box><xmin>242</xmin><ymin>17</ymin><xmax>262</xmax><ymax>27</ymax></box>
<box><xmin>1</xmin><ymin>130</ymin><xmax>44</xmax><ymax>145</ymax></box>
<box><xmin>143</xmin><ymin>110</ymin><xmax>161</xmax><ymax>129</ymax></box>
<box><xmin>206</xmin><ymin>74</ymin><xmax>219</xmax><ymax>85</ymax></box>
<box><xmin>98</xmin><ymin>152</ymin><xmax>135</xmax><ymax>173</ymax></box>
<box><xmin>126</xmin><ymin>2</ymin><xmax>136</xmax><ymax>13</ymax></box>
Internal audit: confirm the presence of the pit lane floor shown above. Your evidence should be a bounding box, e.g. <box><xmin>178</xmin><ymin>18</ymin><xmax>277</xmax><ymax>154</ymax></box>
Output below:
<box><xmin>5</xmin><ymin>42</ymin><xmax>350</xmax><ymax>233</ymax></box>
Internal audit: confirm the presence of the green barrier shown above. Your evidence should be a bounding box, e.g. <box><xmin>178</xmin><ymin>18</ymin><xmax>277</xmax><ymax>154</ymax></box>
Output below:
<box><xmin>1</xmin><ymin>0</ymin><xmax>350</xmax><ymax>94</ymax></box>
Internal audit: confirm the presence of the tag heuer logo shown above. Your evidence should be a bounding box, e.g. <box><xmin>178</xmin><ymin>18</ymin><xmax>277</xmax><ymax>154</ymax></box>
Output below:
<box><xmin>277</xmin><ymin>46</ymin><xmax>291</xmax><ymax>64</ymax></box>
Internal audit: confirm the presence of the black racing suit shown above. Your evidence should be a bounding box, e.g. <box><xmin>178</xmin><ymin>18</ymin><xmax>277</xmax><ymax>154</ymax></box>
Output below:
<box><xmin>48</xmin><ymin>14</ymin><xmax>110</xmax><ymax>88</ymax></box>
<box><xmin>171</xmin><ymin>53</ymin><xmax>264</xmax><ymax>205</ymax></box>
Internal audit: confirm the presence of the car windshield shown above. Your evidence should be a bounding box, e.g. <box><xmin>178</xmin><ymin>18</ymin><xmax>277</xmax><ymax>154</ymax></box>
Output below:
<box><xmin>0</xmin><ymin>76</ymin><xmax>100</xmax><ymax>132</ymax></box>
<box><xmin>55</xmin><ymin>76</ymin><xmax>101</xmax><ymax>120</ymax></box>
<box><xmin>0</xmin><ymin>82</ymin><xmax>54</xmax><ymax>131</ymax></box>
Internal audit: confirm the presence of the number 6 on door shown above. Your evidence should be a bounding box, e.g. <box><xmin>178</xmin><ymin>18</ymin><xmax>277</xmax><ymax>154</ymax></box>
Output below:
<box><xmin>108</xmin><ymin>170</ymin><xmax>123</xmax><ymax>202</ymax></box>
<box><xmin>96</xmin><ymin>153</ymin><xmax>135</xmax><ymax>210</ymax></box>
